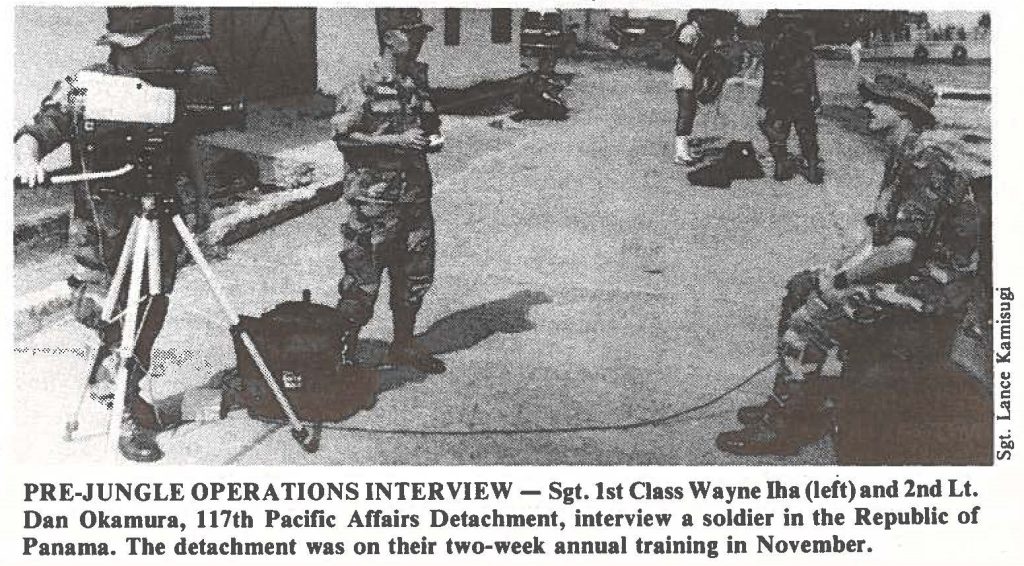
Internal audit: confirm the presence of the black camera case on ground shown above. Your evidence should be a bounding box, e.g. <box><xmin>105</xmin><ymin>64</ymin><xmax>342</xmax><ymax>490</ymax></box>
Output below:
<box><xmin>231</xmin><ymin>290</ymin><xmax>379</xmax><ymax>423</ymax></box>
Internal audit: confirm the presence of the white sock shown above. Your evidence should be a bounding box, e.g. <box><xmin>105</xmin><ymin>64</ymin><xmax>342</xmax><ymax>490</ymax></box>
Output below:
<box><xmin>675</xmin><ymin>136</ymin><xmax>691</xmax><ymax>160</ymax></box>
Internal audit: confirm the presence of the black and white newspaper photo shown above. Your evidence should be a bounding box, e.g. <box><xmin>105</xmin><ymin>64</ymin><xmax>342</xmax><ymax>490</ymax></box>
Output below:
<box><xmin>2</xmin><ymin>0</ymin><xmax>1021</xmax><ymax>564</ymax></box>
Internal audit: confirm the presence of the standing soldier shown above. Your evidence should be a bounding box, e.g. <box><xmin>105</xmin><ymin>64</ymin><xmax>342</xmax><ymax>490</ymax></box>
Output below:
<box><xmin>671</xmin><ymin>10</ymin><xmax>709</xmax><ymax>166</ymax></box>
<box><xmin>758</xmin><ymin>15</ymin><xmax>823</xmax><ymax>184</ymax></box>
<box><xmin>716</xmin><ymin>73</ymin><xmax>989</xmax><ymax>455</ymax></box>
<box><xmin>13</xmin><ymin>8</ymin><xmax>211</xmax><ymax>462</ymax></box>
<box><xmin>332</xmin><ymin>9</ymin><xmax>446</xmax><ymax>375</ymax></box>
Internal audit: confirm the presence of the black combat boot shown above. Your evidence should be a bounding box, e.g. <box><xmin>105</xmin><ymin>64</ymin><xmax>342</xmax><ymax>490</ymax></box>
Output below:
<box><xmin>119</xmin><ymin>409</ymin><xmax>164</xmax><ymax>463</ymax></box>
<box><xmin>119</xmin><ymin>361</ymin><xmax>163</xmax><ymax>463</ymax></box>
<box><xmin>387</xmin><ymin>309</ymin><xmax>446</xmax><ymax>374</ymax></box>
<box><xmin>716</xmin><ymin>382</ymin><xmax>834</xmax><ymax>456</ymax></box>
<box><xmin>117</xmin><ymin>295</ymin><xmax>168</xmax><ymax>462</ymax></box>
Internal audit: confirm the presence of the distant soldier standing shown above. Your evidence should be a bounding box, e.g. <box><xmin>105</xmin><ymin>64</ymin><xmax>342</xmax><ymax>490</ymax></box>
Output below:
<box><xmin>758</xmin><ymin>17</ymin><xmax>824</xmax><ymax>184</ymax></box>
<box><xmin>332</xmin><ymin>9</ymin><xmax>446</xmax><ymax>374</ymax></box>
<box><xmin>717</xmin><ymin>73</ymin><xmax>988</xmax><ymax>455</ymax></box>
<box><xmin>671</xmin><ymin>10</ymin><xmax>709</xmax><ymax>166</ymax></box>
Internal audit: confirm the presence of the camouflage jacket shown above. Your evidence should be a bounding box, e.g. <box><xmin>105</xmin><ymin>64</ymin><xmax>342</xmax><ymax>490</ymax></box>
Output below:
<box><xmin>870</xmin><ymin>129</ymin><xmax>987</xmax><ymax>279</ymax></box>
<box><xmin>333</xmin><ymin>61</ymin><xmax>436</xmax><ymax>204</ymax></box>
<box><xmin>758</xmin><ymin>30</ymin><xmax>819</xmax><ymax>112</ymax></box>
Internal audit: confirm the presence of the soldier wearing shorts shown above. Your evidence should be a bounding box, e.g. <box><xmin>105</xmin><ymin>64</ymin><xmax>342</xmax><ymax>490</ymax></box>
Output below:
<box><xmin>671</xmin><ymin>10</ymin><xmax>709</xmax><ymax>166</ymax></box>
<box><xmin>716</xmin><ymin>73</ymin><xmax>988</xmax><ymax>455</ymax></box>
<box><xmin>332</xmin><ymin>9</ymin><xmax>446</xmax><ymax>374</ymax></box>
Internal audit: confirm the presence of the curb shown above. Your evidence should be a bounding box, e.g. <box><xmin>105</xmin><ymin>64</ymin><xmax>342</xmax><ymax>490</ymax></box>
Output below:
<box><xmin>14</xmin><ymin>207</ymin><xmax>70</xmax><ymax>247</ymax></box>
<box><xmin>14</xmin><ymin>180</ymin><xmax>343</xmax><ymax>339</ymax></box>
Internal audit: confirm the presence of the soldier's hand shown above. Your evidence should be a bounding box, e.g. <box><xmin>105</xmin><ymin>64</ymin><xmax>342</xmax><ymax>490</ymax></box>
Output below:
<box><xmin>15</xmin><ymin>136</ymin><xmax>46</xmax><ymax>188</ymax></box>
<box><xmin>394</xmin><ymin>128</ymin><xmax>428</xmax><ymax>150</ymax></box>
<box><xmin>816</xmin><ymin>266</ymin><xmax>845</xmax><ymax>308</ymax></box>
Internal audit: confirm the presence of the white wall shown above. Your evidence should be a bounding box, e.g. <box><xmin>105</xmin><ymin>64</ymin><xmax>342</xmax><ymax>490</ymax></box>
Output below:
<box><xmin>316</xmin><ymin>8</ymin><xmax>380</xmax><ymax>95</ymax></box>
<box><xmin>316</xmin><ymin>8</ymin><xmax>524</xmax><ymax>94</ymax></box>
<box><xmin>14</xmin><ymin>6</ymin><xmax>109</xmax><ymax>124</ymax></box>
<box><xmin>420</xmin><ymin>8</ymin><xmax>524</xmax><ymax>89</ymax></box>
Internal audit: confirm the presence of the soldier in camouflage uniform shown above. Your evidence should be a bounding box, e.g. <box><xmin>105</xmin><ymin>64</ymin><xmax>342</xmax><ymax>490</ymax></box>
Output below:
<box><xmin>14</xmin><ymin>8</ymin><xmax>210</xmax><ymax>462</ymax></box>
<box><xmin>716</xmin><ymin>73</ymin><xmax>988</xmax><ymax>455</ymax></box>
<box><xmin>332</xmin><ymin>9</ymin><xmax>446</xmax><ymax>375</ymax></box>
<box><xmin>758</xmin><ymin>15</ymin><xmax>823</xmax><ymax>184</ymax></box>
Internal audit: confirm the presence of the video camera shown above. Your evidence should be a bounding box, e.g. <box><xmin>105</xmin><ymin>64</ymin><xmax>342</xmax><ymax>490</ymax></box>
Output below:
<box><xmin>74</xmin><ymin>71</ymin><xmax>178</xmax><ymax>197</ymax></box>
<box><xmin>134</xmin><ymin>66</ymin><xmax>247</xmax><ymax>134</ymax></box>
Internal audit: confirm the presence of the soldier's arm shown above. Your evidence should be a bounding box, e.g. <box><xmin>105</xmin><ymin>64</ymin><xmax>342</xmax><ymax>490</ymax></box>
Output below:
<box><xmin>835</xmin><ymin>149</ymin><xmax>960</xmax><ymax>286</ymax></box>
<box><xmin>331</xmin><ymin>80</ymin><xmax>424</xmax><ymax>150</ymax></box>
<box><xmin>807</xmin><ymin>53</ymin><xmax>821</xmax><ymax>110</ymax></box>
<box><xmin>14</xmin><ymin>78</ymin><xmax>78</xmax><ymax>186</ymax></box>
<box><xmin>413</xmin><ymin>62</ymin><xmax>442</xmax><ymax>136</ymax></box>
<box><xmin>838</xmin><ymin>237</ymin><xmax>917</xmax><ymax>285</ymax></box>
<box><xmin>15</xmin><ymin>78</ymin><xmax>77</xmax><ymax>157</ymax></box>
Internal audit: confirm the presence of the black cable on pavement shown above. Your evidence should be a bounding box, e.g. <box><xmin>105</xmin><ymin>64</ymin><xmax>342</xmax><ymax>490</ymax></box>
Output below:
<box><xmin>221</xmin><ymin>359</ymin><xmax>776</xmax><ymax>463</ymax></box>
<box><xmin>316</xmin><ymin>358</ymin><xmax>776</xmax><ymax>437</ymax></box>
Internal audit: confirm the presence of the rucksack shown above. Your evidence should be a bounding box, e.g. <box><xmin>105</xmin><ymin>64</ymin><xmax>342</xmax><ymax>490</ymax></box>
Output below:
<box><xmin>687</xmin><ymin>141</ymin><xmax>765</xmax><ymax>188</ymax></box>
<box><xmin>232</xmin><ymin>290</ymin><xmax>379</xmax><ymax>423</ymax></box>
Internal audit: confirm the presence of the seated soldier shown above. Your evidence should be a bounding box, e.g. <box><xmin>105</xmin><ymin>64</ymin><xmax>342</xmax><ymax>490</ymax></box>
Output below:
<box><xmin>716</xmin><ymin>73</ymin><xmax>988</xmax><ymax>455</ymax></box>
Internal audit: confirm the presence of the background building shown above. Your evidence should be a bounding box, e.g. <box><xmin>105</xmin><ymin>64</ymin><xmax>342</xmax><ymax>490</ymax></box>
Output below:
<box><xmin>15</xmin><ymin>6</ymin><xmax>527</xmax><ymax>123</ymax></box>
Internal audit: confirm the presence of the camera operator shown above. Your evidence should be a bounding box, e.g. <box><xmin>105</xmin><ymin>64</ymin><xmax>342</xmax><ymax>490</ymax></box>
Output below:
<box><xmin>14</xmin><ymin>8</ymin><xmax>212</xmax><ymax>462</ymax></box>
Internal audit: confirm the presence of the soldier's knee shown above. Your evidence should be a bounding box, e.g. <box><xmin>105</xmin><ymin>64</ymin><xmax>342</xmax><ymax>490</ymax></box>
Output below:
<box><xmin>778</xmin><ymin>270</ymin><xmax>820</xmax><ymax>332</ymax></box>
<box><xmin>337</xmin><ymin>286</ymin><xmax>375</xmax><ymax>327</ymax></box>
<box><xmin>785</xmin><ymin>270</ymin><xmax>820</xmax><ymax>303</ymax></box>
<box><xmin>759</xmin><ymin>118</ymin><xmax>789</xmax><ymax>144</ymax></box>
<box><xmin>796</xmin><ymin>121</ymin><xmax>818</xmax><ymax>138</ymax></box>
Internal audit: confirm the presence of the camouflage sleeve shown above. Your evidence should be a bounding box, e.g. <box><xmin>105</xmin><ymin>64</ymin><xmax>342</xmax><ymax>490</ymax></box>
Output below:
<box><xmin>890</xmin><ymin>147</ymin><xmax>967</xmax><ymax>242</ymax></box>
<box><xmin>331</xmin><ymin>75</ymin><xmax>370</xmax><ymax>136</ymax></box>
<box><xmin>15</xmin><ymin>77</ymin><xmax>77</xmax><ymax>156</ymax></box>
<box><xmin>412</xmin><ymin>62</ymin><xmax>436</xmax><ymax>113</ymax></box>
<box><xmin>807</xmin><ymin>53</ymin><xmax>821</xmax><ymax>109</ymax></box>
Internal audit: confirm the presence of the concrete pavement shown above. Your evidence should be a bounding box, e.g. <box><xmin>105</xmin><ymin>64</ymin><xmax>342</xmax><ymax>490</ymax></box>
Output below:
<box><xmin>12</xmin><ymin>60</ymin><xmax>886</xmax><ymax>465</ymax></box>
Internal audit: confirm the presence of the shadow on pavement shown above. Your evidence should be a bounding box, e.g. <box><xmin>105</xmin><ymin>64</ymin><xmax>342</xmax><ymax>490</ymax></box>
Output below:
<box><xmin>351</xmin><ymin>289</ymin><xmax>553</xmax><ymax>392</ymax></box>
<box><xmin>156</xmin><ymin>289</ymin><xmax>553</xmax><ymax>423</ymax></box>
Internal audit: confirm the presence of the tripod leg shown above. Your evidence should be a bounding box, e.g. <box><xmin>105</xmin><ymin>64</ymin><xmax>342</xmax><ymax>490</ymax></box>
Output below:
<box><xmin>101</xmin><ymin>217</ymin><xmax>140</xmax><ymax>322</ymax></box>
<box><xmin>147</xmin><ymin>219</ymin><xmax>162</xmax><ymax>296</ymax></box>
<box><xmin>65</xmin><ymin>344</ymin><xmax>111</xmax><ymax>441</ymax></box>
<box><xmin>107</xmin><ymin>217</ymin><xmax>151</xmax><ymax>454</ymax></box>
<box><xmin>170</xmin><ymin>215</ymin><xmax>315</xmax><ymax>452</ymax></box>
<box><xmin>67</xmin><ymin>218</ymin><xmax>140</xmax><ymax>442</ymax></box>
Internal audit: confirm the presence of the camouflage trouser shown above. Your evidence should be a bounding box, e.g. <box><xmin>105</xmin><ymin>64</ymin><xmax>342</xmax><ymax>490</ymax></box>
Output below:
<box><xmin>337</xmin><ymin>200</ymin><xmax>436</xmax><ymax>328</ymax></box>
<box><xmin>69</xmin><ymin>185</ymin><xmax>179</xmax><ymax>394</ymax></box>
<box><xmin>777</xmin><ymin>268</ymin><xmax>975</xmax><ymax>383</ymax></box>
<box><xmin>760</xmin><ymin>106</ymin><xmax>819</xmax><ymax>161</ymax></box>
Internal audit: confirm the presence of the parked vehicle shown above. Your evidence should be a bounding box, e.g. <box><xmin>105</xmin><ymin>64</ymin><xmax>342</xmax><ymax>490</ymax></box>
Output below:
<box><xmin>860</xmin><ymin>39</ymin><xmax>989</xmax><ymax>64</ymax></box>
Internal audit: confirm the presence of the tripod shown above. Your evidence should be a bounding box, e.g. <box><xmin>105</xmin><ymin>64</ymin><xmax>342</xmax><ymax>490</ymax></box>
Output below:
<box><xmin>59</xmin><ymin>170</ymin><xmax>316</xmax><ymax>457</ymax></box>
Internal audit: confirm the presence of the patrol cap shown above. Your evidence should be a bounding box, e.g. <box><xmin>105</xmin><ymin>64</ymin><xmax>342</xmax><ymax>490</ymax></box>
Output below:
<box><xmin>97</xmin><ymin>7</ymin><xmax>178</xmax><ymax>49</ymax></box>
<box><xmin>376</xmin><ymin>8</ymin><xmax>435</xmax><ymax>34</ymax></box>
<box><xmin>858</xmin><ymin>72</ymin><xmax>937</xmax><ymax>124</ymax></box>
